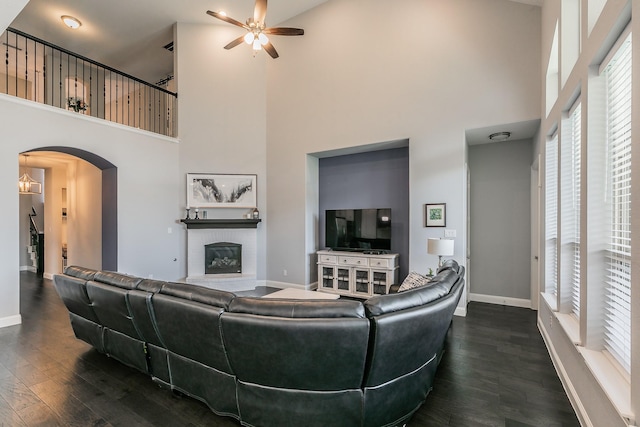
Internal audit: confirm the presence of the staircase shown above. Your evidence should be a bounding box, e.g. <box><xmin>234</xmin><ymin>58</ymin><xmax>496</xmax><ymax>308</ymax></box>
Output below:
<box><xmin>28</xmin><ymin>208</ymin><xmax>44</xmax><ymax>277</ymax></box>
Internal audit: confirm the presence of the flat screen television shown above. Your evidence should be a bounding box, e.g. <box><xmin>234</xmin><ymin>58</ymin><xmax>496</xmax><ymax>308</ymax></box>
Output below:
<box><xmin>325</xmin><ymin>208</ymin><xmax>391</xmax><ymax>252</ymax></box>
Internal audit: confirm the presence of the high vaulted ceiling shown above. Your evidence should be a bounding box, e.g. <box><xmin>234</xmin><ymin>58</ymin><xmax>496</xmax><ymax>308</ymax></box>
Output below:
<box><xmin>9</xmin><ymin>0</ymin><xmax>328</xmax><ymax>84</ymax></box>
<box><xmin>9</xmin><ymin>0</ymin><xmax>542</xmax><ymax>87</ymax></box>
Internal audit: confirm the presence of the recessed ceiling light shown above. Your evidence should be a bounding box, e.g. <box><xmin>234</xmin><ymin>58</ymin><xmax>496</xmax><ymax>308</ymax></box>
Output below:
<box><xmin>488</xmin><ymin>131</ymin><xmax>511</xmax><ymax>141</ymax></box>
<box><xmin>61</xmin><ymin>15</ymin><xmax>82</xmax><ymax>29</ymax></box>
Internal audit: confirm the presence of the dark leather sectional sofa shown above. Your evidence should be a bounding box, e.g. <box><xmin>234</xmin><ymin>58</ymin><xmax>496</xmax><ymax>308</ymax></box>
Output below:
<box><xmin>53</xmin><ymin>260</ymin><xmax>464</xmax><ymax>427</ymax></box>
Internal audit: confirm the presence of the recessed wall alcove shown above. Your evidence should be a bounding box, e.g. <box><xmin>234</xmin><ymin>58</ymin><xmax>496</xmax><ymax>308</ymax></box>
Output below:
<box><xmin>310</xmin><ymin>139</ymin><xmax>410</xmax><ymax>280</ymax></box>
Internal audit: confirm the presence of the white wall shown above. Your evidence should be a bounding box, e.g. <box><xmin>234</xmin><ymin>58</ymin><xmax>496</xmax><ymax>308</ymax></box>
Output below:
<box><xmin>0</xmin><ymin>0</ymin><xmax>28</xmax><ymax>34</ymax></box>
<box><xmin>0</xmin><ymin>95</ymin><xmax>181</xmax><ymax>326</ymax></box>
<box><xmin>44</xmin><ymin>165</ymin><xmax>66</xmax><ymax>277</ymax></box>
<box><xmin>266</xmin><ymin>0</ymin><xmax>541</xmax><ymax>293</ymax></box>
<box><xmin>175</xmin><ymin>22</ymin><xmax>268</xmax><ymax>280</ymax></box>
<box><xmin>67</xmin><ymin>159</ymin><xmax>102</xmax><ymax>270</ymax></box>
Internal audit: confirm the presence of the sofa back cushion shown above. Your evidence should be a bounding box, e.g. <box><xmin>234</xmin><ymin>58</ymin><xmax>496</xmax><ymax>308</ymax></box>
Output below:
<box><xmin>222</xmin><ymin>297</ymin><xmax>370</xmax><ymax>391</ymax></box>
<box><xmin>94</xmin><ymin>270</ymin><xmax>143</xmax><ymax>289</ymax></box>
<box><xmin>363</xmin><ymin>278</ymin><xmax>464</xmax><ymax>388</ymax></box>
<box><xmin>437</xmin><ymin>259</ymin><xmax>460</xmax><ymax>275</ymax></box>
<box><xmin>150</xmin><ymin>283</ymin><xmax>236</xmax><ymax>374</ymax></box>
<box><xmin>64</xmin><ymin>265</ymin><xmax>98</xmax><ymax>281</ymax></box>
<box><xmin>126</xmin><ymin>279</ymin><xmax>167</xmax><ymax>346</ymax></box>
<box><xmin>53</xmin><ymin>272</ymin><xmax>100</xmax><ymax>323</ymax></box>
<box><xmin>364</xmin><ymin>269</ymin><xmax>458</xmax><ymax>316</ymax></box>
<box><xmin>86</xmin><ymin>280</ymin><xmax>142</xmax><ymax>339</ymax></box>
<box><xmin>157</xmin><ymin>282</ymin><xmax>235</xmax><ymax>309</ymax></box>
<box><xmin>228</xmin><ymin>297</ymin><xmax>365</xmax><ymax>318</ymax></box>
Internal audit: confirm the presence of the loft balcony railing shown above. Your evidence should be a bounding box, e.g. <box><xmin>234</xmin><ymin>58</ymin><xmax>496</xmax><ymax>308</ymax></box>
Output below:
<box><xmin>2</xmin><ymin>28</ymin><xmax>177</xmax><ymax>137</ymax></box>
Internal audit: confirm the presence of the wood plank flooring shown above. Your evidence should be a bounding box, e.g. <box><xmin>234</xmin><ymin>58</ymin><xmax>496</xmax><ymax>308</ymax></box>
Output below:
<box><xmin>0</xmin><ymin>272</ymin><xmax>580</xmax><ymax>426</ymax></box>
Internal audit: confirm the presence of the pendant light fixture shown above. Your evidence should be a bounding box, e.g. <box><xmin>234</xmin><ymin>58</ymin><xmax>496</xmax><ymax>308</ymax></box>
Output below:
<box><xmin>19</xmin><ymin>154</ymin><xmax>42</xmax><ymax>195</ymax></box>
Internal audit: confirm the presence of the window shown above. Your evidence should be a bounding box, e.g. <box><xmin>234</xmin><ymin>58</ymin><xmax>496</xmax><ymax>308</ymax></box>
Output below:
<box><xmin>561</xmin><ymin>102</ymin><xmax>581</xmax><ymax>317</ymax></box>
<box><xmin>602</xmin><ymin>33</ymin><xmax>632</xmax><ymax>373</ymax></box>
<box><xmin>545</xmin><ymin>132</ymin><xmax>559</xmax><ymax>298</ymax></box>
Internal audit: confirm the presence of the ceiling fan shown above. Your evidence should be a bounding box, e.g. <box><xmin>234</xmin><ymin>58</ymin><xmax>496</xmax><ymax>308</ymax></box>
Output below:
<box><xmin>206</xmin><ymin>0</ymin><xmax>304</xmax><ymax>59</ymax></box>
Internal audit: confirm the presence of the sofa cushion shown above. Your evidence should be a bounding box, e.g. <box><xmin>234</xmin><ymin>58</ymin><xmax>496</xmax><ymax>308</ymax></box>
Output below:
<box><xmin>228</xmin><ymin>297</ymin><xmax>366</xmax><ymax>318</ymax></box>
<box><xmin>397</xmin><ymin>271</ymin><xmax>431</xmax><ymax>292</ymax></box>
<box><xmin>437</xmin><ymin>259</ymin><xmax>460</xmax><ymax>274</ymax></box>
<box><xmin>63</xmin><ymin>265</ymin><xmax>98</xmax><ymax>281</ymax></box>
<box><xmin>52</xmin><ymin>273</ymin><xmax>100</xmax><ymax>323</ymax></box>
<box><xmin>158</xmin><ymin>282</ymin><xmax>235</xmax><ymax>309</ymax></box>
<box><xmin>94</xmin><ymin>271</ymin><xmax>143</xmax><ymax>289</ymax></box>
<box><xmin>137</xmin><ymin>278</ymin><xmax>166</xmax><ymax>293</ymax></box>
<box><xmin>364</xmin><ymin>269</ymin><xmax>459</xmax><ymax>317</ymax></box>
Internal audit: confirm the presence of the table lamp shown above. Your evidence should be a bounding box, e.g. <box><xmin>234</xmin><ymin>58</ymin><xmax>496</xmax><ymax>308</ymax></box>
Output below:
<box><xmin>427</xmin><ymin>238</ymin><xmax>454</xmax><ymax>268</ymax></box>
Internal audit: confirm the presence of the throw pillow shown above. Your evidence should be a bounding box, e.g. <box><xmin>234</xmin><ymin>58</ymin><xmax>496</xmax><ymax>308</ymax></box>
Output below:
<box><xmin>398</xmin><ymin>271</ymin><xmax>431</xmax><ymax>292</ymax></box>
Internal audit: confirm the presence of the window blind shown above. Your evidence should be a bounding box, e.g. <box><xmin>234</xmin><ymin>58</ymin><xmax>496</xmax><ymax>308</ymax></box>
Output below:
<box><xmin>570</xmin><ymin>102</ymin><xmax>581</xmax><ymax>318</ymax></box>
<box><xmin>545</xmin><ymin>133</ymin><xmax>559</xmax><ymax>297</ymax></box>
<box><xmin>603</xmin><ymin>33</ymin><xmax>631</xmax><ymax>373</ymax></box>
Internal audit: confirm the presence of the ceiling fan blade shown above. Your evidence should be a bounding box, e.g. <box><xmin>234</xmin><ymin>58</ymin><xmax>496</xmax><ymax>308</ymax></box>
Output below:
<box><xmin>263</xmin><ymin>42</ymin><xmax>279</xmax><ymax>59</ymax></box>
<box><xmin>263</xmin><ymin>27</ymin><xmax>305</xmax><ymax>36</ymax></box>
<box><xmin>224</xmin><ymin>35</ymin><xmax>246</xmax><ymax>50</ymax></box>
<box><xmin>254</xmin><ymin>0</ymin><xmax>268</xmax><ymax>24</ymax></box>
<box><xmin>206</xmin><ymin>10</ymin><xmax>249</xmax><ymax>29</ymax></box>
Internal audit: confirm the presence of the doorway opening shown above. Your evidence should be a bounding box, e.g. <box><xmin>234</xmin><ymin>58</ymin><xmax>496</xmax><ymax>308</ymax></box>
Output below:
<box><xmin>18</xmin><ymin>147</ymin><xmax>117</xmax><ymax>278</ymax></box>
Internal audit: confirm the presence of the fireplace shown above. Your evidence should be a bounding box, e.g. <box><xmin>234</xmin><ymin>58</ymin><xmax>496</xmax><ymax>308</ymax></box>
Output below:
<box><xmin>205</xmin><ymin>242</ymin><xmax>242</xmax><ymax>274</ymax></box>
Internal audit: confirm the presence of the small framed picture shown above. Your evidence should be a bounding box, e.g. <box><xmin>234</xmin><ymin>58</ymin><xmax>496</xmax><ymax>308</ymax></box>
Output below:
<box><xmin>187</xmin><ymin>173</ymin><xmax>257</xmax><ymax>208</ymax></box>
<box><xmin>425</xmin><ymin>203</ymin><xmax>446</xmax><ymax>227</ymax></box>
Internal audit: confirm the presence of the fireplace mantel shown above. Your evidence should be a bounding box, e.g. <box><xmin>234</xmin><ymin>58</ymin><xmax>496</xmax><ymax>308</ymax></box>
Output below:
<box><xmin>180</xmin><ymin>219</ymin><xmax>261</xmax><ymax>229</ymax></box>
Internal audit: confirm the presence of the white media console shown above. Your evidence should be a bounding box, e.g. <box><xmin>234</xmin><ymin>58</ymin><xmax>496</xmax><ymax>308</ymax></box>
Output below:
<box><xmin>316</xmin><ymin>250</ymin><xmax>399</xmax><ymax>299</ymax></box>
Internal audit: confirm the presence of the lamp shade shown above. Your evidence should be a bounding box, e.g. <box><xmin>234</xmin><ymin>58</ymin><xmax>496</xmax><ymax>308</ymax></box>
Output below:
<box><xmin>427</xmin><ymin>238</ymin><xmax>454</xmax><ymax>256</ymax></box>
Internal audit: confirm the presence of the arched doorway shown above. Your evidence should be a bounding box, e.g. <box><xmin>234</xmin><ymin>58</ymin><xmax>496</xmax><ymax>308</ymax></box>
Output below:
<box><xmin>21</xmin><ymin>147</ymin><xmax>117</xmax><ymax>275</ymax></box>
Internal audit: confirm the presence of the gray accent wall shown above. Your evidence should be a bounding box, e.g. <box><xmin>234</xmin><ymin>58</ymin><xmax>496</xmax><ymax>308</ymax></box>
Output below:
<box><xmin>469</xmin><ymin>139</ymin><xmax>532</xmax><ymax>300</ymax></box>
<box><xmin>318</xmin><ymin>147</ymin><xmax>409</xmax><ymax>280</ymax></box>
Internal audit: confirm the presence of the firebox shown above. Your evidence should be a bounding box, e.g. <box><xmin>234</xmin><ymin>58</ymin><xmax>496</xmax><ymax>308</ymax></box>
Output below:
<box><xmin>205</xmin><ymin>242</ymin><xmax>242</xmax><ymax>274</ymax></box>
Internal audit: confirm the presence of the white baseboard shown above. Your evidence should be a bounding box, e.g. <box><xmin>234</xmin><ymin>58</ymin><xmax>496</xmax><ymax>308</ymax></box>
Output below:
<box><xmin>469</xmin><ymin>293</ymin><xmax>531</xmax><ymax>308</ymax></box>
<box><xmin>19</xmin><ymin>265</ymin><xmax>36</xmax><ymax>272</ymax></box>
<box><xmin>43</xmin><ymin>272</ymin><xmax>53</xmax><ymax>280</ymax></box>
<box><xmin>538</xmin><ymin>319</ymin><xmax>593</xmax><ymax>427</ymax></box>
<box><xmin>454</xmin><ymin>306</ymin><xmax>467</xmax><ymax>317</ymax></box>
<box><xmin>0</xmin><ymin>314</ymin><xmax>22</xmax><ymax>328</ymax></box>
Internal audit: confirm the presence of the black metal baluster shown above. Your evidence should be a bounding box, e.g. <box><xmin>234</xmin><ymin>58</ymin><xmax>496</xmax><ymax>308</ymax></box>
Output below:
<box><xmin>3</xmin><ymin>28</ymin><xmax>176</xmax><ymax>134</ymax></box>
<box><xmin>89</xmin><ymin>63</ymin><xmax>92</xmax><ymax>116</ymax></box>
<box><xmin>59</xmin><ymin>54</ymin><xmax>62</xmax><ymax>108</ymax></box>
<box><xmin>14</xmin><ymin>32</ymin><xmax>18</xmax><ymax>96</ymax></box>
<box><xmin>5</xmin><ymin>31</ymin><xmax>8</xmax><ymax>95</ymax></box>
<box><xmin>44</xmin><ymin>46</ymin><xmax>48</xmax><ymax>105</ymax></box>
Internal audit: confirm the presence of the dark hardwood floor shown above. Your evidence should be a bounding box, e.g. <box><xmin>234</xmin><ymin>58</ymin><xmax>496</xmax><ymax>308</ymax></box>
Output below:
<box><xmin>0</xmin><ymin>272</ymin><xmax>580</xmax><ymax>426</ymax></box>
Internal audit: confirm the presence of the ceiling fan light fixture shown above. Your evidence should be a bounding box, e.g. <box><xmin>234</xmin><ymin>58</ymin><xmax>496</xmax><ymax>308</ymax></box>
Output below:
<box><xmin>206</xmin><ymin>2</ymin><xmax>304</xmax><ymax>59</ymax></box>
<box><xmin>61</xmin><ymin>15</ymin><xmax>82</xmax><ymax>29</ymax></box>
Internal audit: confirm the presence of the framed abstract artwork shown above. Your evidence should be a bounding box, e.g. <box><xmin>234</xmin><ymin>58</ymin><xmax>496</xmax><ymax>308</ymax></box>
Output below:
<box><xmin>187</xmin><ymin>173</ymin><xmax>257</xmax><ymax>208</ymax></box>
<box><xmin>425</xmin><ymin>203</ymin><xmax>446</xmax><ymax>227</ymax></box>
